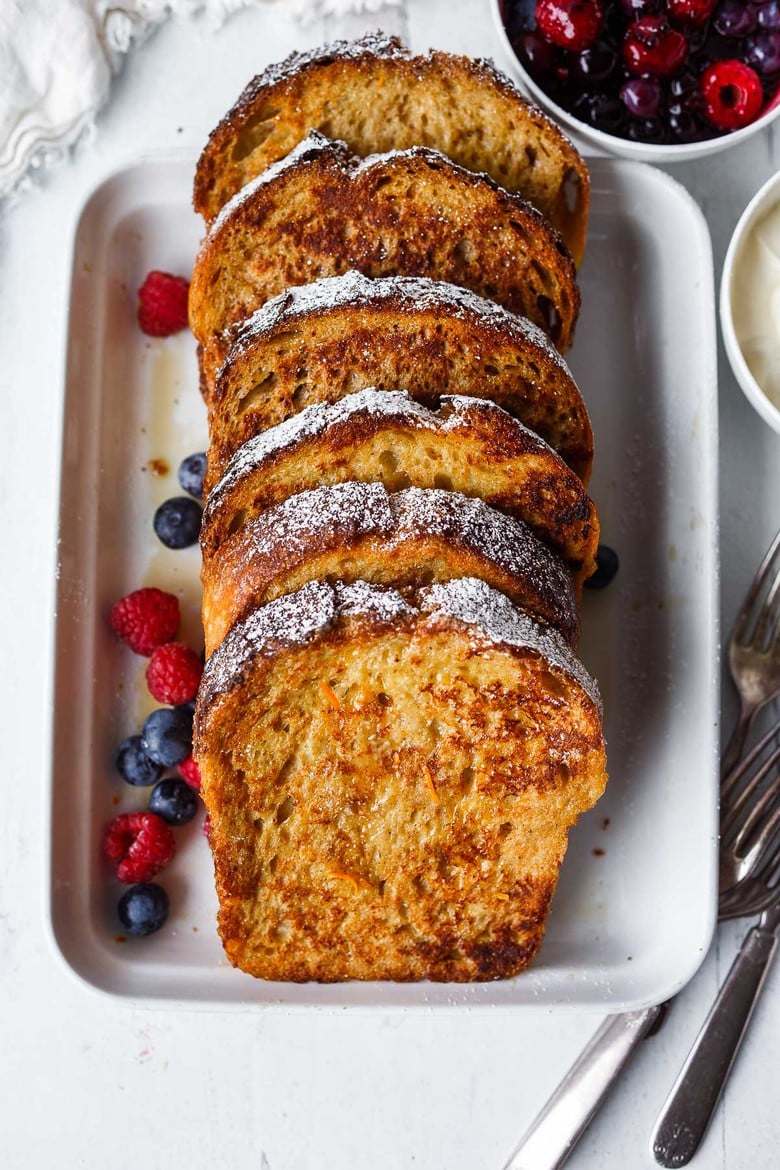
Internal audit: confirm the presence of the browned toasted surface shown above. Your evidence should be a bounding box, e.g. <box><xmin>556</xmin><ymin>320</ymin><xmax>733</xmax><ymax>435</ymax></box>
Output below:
<box><xmin>193</xmin><ymin>33</ymin><xmax>589</xmax><ymax>265</ymax></box>
<box><xmin>207</xmin><ymin>273</ymin><xmax>593</xmax><ymax>485</ymax></box>
<box><xmin>195</xmin><ymin>578</ymin><xmax>607</xmax><ymax>982</ymax></box>
<box><xmin>201</xmin><ymin>483</ymin><xmax>580</xmax><ymax>654</ymax></box>
<box><xmin>188</xmin><ymin>134</ymin><xmax>580</xmax><ymax>388</ymax></box>
<box><xmin>201</xmin><ymin>389</ymin><xmax>599</xmax><ymax>589</ymax></box>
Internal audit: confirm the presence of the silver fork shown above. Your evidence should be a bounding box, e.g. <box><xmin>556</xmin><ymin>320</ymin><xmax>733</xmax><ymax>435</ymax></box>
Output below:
<box><xmin>502</xmin><ymin>529</ymin><xmax>780</xmax><ymax>1170</ymax></box>
<box><xmin>721</xmin><ymin>530</ymin><xmax>780</xmax><ymax>774</ymax></box>
<box><xmin>651</xmin><ymin>726</ymin><xmax>780</xmax><ymax>1167</ymax></box>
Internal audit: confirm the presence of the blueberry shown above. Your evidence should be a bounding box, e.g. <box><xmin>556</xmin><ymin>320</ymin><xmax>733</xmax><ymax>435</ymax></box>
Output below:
<box><xmin>141</xmin><ymin>705</ymin><xmax>193</xmax><ymax>767</ymax></box>
<box><xmin>744</xmin><ymin>31</ymin><xmax>780</xmax><ymax>75</ymax></box>
<box><xmin>758</xmin><ymin>1</ymin><xmax>780</xmax><ymax>32</ymax></box>
<box><xmin>177</xmin><ymin>452</ymin><xmax>207</xmax><ymax>500</ymax></box>
<box><xmin>117</xmin><ymin>883</ymin><xmax>169</xmax><ymax>936</ymax></box>
<box><xmin>585</xmin><ymin>545</ymin><xmax>620</xmax><ymax>590</ymax></box>
<box><xmin>115</xmin><ymin>735</ymin><xmax>163</xmax><ymax>787</ymax></box>
<box><xmin>621</xmin><ymin>77</ymin><xmax>662</xmax><ymax>118</ymax></box>
<box><xmin>627</xmin><ymin>116</ymin><xmax>667</xmax><ymax>143</ymax></box>
<box><xmin>573</xmin><ymin>43</ymin><xmax>618</xmax><ymax>85</ymax></box>
<box><xmin>149</xmin><ymin>778</ymin><xmax>199</xmax><ymax>826</ymax></box>
<box><xmin>153</xmin><ymin>497</ymin><xmax>202</xmax><ymax>549</ymax></box>
<box><xmin>714</xmin><ymin>0</ymin><xmax>757</xmax><ymax>37</ymax></box>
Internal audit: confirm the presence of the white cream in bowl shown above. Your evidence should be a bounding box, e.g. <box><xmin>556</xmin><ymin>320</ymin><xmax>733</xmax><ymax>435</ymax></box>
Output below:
<box><xmin>722</xmin><ymin>171</ymin><xmax>780</xmax><ymax>435</ymax></box>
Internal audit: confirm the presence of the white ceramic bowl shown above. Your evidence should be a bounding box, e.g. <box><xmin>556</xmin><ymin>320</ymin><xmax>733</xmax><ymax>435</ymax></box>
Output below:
<box><xmin>491</xmin><ymin>0</ymin><xmax>780</xmax><ymax>163</ymax></box>
<box><xmin>721</xmin><ymin>168</ymin><xmax>780</xmax><ymax>435</ymax></box>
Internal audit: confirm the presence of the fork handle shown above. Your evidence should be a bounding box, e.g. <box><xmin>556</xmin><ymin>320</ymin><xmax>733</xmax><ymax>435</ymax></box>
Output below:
<box><xmin>502</xmin><ymin>1006</ymin><xmax>663</xmax><ymax>1170</ymax></box>
<box><xmin>651</xmin><ymin>923</ymin><xmax>779</xmax><ymax>1167</ymax></box>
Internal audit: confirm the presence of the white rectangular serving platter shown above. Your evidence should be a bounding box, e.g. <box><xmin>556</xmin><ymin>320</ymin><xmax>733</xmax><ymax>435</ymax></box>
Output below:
<box><xmin>48</xmin><ymin>154</ymin><xmax>719</xmax><ymax>1010</ymax></box>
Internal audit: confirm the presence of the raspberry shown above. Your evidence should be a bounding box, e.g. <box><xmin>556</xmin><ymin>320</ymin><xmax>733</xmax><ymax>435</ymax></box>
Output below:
<box><xmin>535</xmin><ymin>0</ymin><xmax>604</xmax><ymax>50</ymax></box>
<box><xmin>701</xmin><ymin>60</ymin><xmax>764</xmax><ymax>130</ymax></box>
<box><xmin>146</xmin><ymin>643</ymin><xmax>203</xmax><ymax>705</ymax></box>
<box><xmin>202</xmin><ymin>814</ymin><xmax>212</xmax><ymax>842</ymax></box>
<box><xmin>667</xmin><ymin>0</ymin><xmax>714</xmax><ymax>26</ymax></box>
<box><xmin>178</xmin><ymin>755</ymin><xmax>202</xmax><ymax>792</ymax></box>
<box><xmin>623</xmin><ymin>16</ymin><xmax>688</xmax><ymax>77</ymax></box>
<box><xmin>109</xmin><ymin>588</ymin><xmax>180</xmax><ymax>656</ymax></box>
<box><xmin>103</xmin><ymin>812</ymin><xmax>175</xmax><ymax>884</ymax></box>
<box><xmin>137</xmin><ymin>270</ymin><xmax>190</xmax><ymax>337</ymax></box>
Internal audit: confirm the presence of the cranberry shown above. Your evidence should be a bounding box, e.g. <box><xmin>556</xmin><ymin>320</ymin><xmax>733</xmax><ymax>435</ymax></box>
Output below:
<box><xmin>700</xmin><ymin>58</ymin><xmax>765</xmax><ymax>127</ymax></box>
<box><xmin>621</xmin><ymin>76</ymin><xmax>663</xmax><ymax>115</ymax></box>
<box><xmin>744</xmin><ymin>30</ymin><xmax>780</xmax><ymax>75</ymax></box>
<box><xmin>623</xmin><ymin>16</ymin><xmax>689</xmax><ymax>77</ymax></box>
<box><xmin>714</xmin><ymin>0</ymin><xmax>758</xmax><ymax>37</ymax></box>
<box><xmin>535</xmin><ymin>0</ymin><xmax>606</xmax><ymax>51</ymax></box>
<box><xmin>667</xmin><ymin>0</ymin><xmax>716</xmax><ymax>27</ymax></box>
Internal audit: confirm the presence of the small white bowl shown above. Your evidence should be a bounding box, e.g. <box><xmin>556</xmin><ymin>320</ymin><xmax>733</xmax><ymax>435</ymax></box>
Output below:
<box><xmin>491</xmin><ymin>0</ymin><xmax>780</xmax><ymax>164</ymax></box>
<box><xmin>721</xmin><ymin>169</ymin><xmax>780</xmax><ymax>435</ymax></box>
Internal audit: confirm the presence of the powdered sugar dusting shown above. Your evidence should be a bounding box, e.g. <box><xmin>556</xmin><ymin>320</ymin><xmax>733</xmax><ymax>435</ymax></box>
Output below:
<box><xmin>198</xmin><ymin>576</ymin><xmax>599</xmax><ymax>719</ymax></box>
<box><xmin>422</xmin><ymin>578</ymin><xmax>602</xmax><ymax>717</ymax></box>
<box><xmin>198</xmin><ymin>579</ymin><xmax>412</xmax><ymax>714</ymax></box>
<box><xmin>202</xmin><ymin>388</ymin><xmax>550</xmax><ymax>536</ymax></box>
<box><xmin>236</xmin><ymin>33</ymin><xmax>409</xmax><ymax>102</ymax></box>
<box><xmin>236</xmin><ymin>482</ymin><xmax>578</xmax><ymax>644</ymax></box>
<box><xmin>224</xmin><ymin>272</ymin><xmax>569</xmax><ymax>377</ymax></box>
<box><xmin>208</xmin><ymin>131</ymin><xmax>344</xmax><ymax>238</ymax></box>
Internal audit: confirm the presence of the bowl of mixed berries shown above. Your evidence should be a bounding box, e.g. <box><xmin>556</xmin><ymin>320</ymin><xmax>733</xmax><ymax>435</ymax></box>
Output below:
<box><xmin>495</xmin><ymin>0</ymin><xmax>780</xmax><ymax>159</ymax></box>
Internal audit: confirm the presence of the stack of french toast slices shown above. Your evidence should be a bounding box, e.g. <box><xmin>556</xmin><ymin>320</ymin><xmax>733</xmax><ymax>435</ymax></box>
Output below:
<box><xmin>191</xmin><ymin>33</ymin><xmax>608</xmax><ymax>984</ymax></box>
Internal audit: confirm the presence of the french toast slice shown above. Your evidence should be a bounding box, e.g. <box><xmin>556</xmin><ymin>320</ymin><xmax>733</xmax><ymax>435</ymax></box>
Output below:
<box><xmin>201</xmin><ymin>482</ymin><xmax>579</xmax><ymax>654</ymax></box>
<box><xmin>188</xmin><ymin>133</ymin><xmax>580</xmax><ymax>390</ymax></box>
<box><xmin>201</xmin><ymin>389</ymin><xmax>599</xmax><ymax>589</ymax></box>
<box><xmin>195</xmin><ymin>577</ymin><xmax>607</xmax><ymax>982</ymax></box>
<box><xmin>192</xmin><ymin>33</ymin><xmax>590</xmax><ymax>265</ymax></box>
<box><xmin>208</xmin><ymin>273</ymin><xmax>593</xmax><ymax>485</ymax></box>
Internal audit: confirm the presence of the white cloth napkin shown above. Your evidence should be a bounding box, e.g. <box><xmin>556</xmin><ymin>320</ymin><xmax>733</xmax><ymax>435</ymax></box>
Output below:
<box><xmin>0</xmin><ymin>0</ymin><xmax>401</xmax><ymax>202</ymax></box>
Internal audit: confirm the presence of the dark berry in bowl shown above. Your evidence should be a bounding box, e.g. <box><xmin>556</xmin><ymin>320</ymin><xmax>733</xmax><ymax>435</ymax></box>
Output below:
<box><xmin>744</xmin><ymin>30</ymin><xmax>780</xmax><ymax>76</ymax></box>
<box><xmin>620</xmin><ymin>76</ymin><xmax>663</xmax><ymax>116</ymax></box>
<box><xmin>141</xmin><ymin>705</ymin><xmax>194</xmax><ymax>767</ymax></box>
<box><xmin>585</xmin><ymin>545</ymin><xmax>620</xmax><ymax>590</ymax></box>
<box><xmin>669</xmin><ymin>106</ymin><xmax>704</xmax><ymax>139</ymax></box>
<box><xmin>758</xmin><ymin>1</ymin><xmax>780</xmax><ymax>33</ymax></box>
<box><xmin>618</xmin><ymin>0</ymin><xmax>662</xmax><ymax>16</ymax></box>
<box><xmin>149</xmin><ymin>778</ymin><xmax>199</xmax><ymax>826</ymax></box>
<box><xmin>535</xmin><ymin>0</ymin><xmax>605</xmax><ymax>51</ymax></box>
<box><xmin>572</xmin><ymin>42</ymin><xmax>618</xmax><ymax>83</ymax></box>
<box><xmin>701</xmin><ymin>59</ymin><xmax>765</xmax><ymax>127</ymax></box>
<box><xmin>115</xmin><ymin>735</ymin><xmax>164</xmax><ymax>787</ymax></box>
<box><xmin>118</xmin><ymin>883</ymin><xmax>169</xmax><ymax>936</ymax></box>
<box><xmin>153</xmin><ymin>496</ymin><xmax>202</xmax><ymax>549</ymax></box>
<box><xmin>714</xmin><ymin>0</ymin><xmax>758</xmax><ymax>38</ymax></box>
<box><xmin>177</xmin><ymin>452</ymin><xmax>207</xmax><ymax>499</ymax></box>
<box><xmin>623</xmin><ymin>16</ymin><xmax>689</xmax><ymax>77</ymax></box>
<box><xmin>516</xmin><ymin>28</ymin><xmax>561</xmax><ymax>79</ymax></box>
<box><xmin>627</xmin><ymin>114</ymin><xmax>668</xmax><ymax>141</ymax></box>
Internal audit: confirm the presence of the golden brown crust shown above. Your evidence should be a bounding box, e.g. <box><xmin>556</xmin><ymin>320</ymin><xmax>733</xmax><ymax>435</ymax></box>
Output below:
<box><xmin>195</xmin><ymin>578</ymin><xmax>607</xmax><ymax>982</ymax></box>
<box><xmin>201</xmin><ymin>390</ymin><xmax>599</xmax><ymax>590</ymax></box>
<box><xmin>188</xmin><ymin>135</ymin><xmax>581</xmax><ymax>388</ymax></box>
<box><xmin>192</xmin><ymin>34</ymin><xmax>590</xmax><ymax>264</ymax></box>
<box><xmin>208</xmin><ymin>273</ymin><xmax>593</xmax><ymax>485</ymax></box>
<box><xmin>200</xmin><ymin>483</ymin><xmax>580</xmax><ymax>655</ymax></box>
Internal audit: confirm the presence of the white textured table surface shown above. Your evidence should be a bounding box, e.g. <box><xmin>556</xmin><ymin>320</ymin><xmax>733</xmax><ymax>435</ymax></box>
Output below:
<box><xmin>2</xmin><ymin>2</ymin><xmax>779</xmax><ymax>1167</ymax></box>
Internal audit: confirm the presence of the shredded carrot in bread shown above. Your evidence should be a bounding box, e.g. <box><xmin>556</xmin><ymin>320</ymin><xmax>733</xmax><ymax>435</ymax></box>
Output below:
<box><xmin>319</xmin><ymin>680</ymin><xmax>341</xmax><ymax>710</ymax></box>
<box><xmin>424</xmin><ymin>762</ymin><xmax>439</xmax><ymax>804</ymax></box>
<box><xmin>328</xmin><ymin>868</ymin><xmax>373</xmax><ymax>891</ymax></box>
